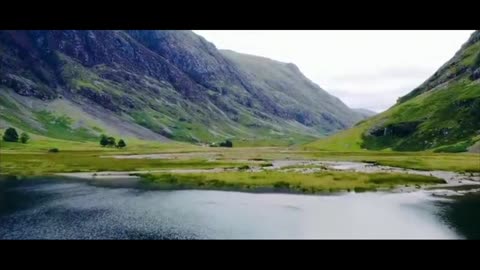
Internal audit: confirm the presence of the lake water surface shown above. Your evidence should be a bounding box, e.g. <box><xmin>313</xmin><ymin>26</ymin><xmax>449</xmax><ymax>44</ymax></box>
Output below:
<box><xmin>1</xmin><ymin>177</ymin><xmax>479</xmax><ymax>239</ymax></box>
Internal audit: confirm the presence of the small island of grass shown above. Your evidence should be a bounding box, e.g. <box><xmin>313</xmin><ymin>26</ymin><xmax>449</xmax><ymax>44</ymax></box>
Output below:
<box><xmin>139</xmin><ymin>170</ymin><xmax>445</xmax><ymax>194</ymax></box>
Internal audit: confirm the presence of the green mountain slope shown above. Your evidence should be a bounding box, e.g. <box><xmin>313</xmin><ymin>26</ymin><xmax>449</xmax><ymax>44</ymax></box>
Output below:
<box><xmin>307</xmin><ymin>30</ymin><xmax>480</xmax><ymax>153</ymax></box>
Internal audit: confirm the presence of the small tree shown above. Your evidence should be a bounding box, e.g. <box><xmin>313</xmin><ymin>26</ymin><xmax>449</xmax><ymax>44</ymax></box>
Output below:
<box><xmin>117</xmin><ymin>139</ymin><xmax>126</xmax><ymax>148</ymax></box>
<box><xmin>3</xmin><ymin>127</ymin><xmax>19</xmax><ymax>142</ymax></box>
<box><xmin>20</xmin><ymin>132</ymin><xmax>30</xmax><ymax>144</ymax></box>
<box><xmin>107</xmin><ymin>137</ymin><xmax>116</xmax><ymax>147</ymax></box>
<box><xmin>100</xmin><ymin>134</ymin><xmax>108</xmax><ymax>147</ymax></box>
<box><xmin>219</xmin><ymin>139</ymin><xmax>233</xmax><ymax>148</ymax></box>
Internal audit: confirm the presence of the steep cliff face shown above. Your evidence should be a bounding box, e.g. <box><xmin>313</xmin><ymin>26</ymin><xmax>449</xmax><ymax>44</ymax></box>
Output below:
<box><xmin>0</xmin><ymin>30</ymin><xmax>362</xmax><ymax>145</ymax></box>
<box><xmin>308</xmin><ymin>30</ymin><xmax>480</xmax><ymax>152</ymax></box>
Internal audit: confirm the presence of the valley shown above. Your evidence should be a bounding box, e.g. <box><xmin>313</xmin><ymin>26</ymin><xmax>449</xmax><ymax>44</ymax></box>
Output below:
<box><xmin>1</xmin><ymin>30</ymin><xmax>480</xmax><ymax>239</ymax></box>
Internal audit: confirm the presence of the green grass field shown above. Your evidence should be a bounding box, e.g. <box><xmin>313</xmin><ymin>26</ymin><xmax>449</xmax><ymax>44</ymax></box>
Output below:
<box><xmin>304</xmin><ymin>125</ymin><xmax>366</xmax><ymax>151</ymax></box>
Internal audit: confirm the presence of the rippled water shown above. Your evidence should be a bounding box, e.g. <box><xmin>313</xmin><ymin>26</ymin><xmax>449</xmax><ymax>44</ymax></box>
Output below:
<box><xmin>1</xmin><ymin>177</ymin><xmax>479</xmax><ymax>239</ymax></box>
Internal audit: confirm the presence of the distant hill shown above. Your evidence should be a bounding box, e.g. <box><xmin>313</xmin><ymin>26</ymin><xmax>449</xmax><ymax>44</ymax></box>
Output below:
<box><xmin>307</xmin><ymin>30</ymin><xmax>480</xmax><ymax>152</ymax></box>
<box><xmin>220</xmin><ymin>50</ymin><xmax>364</xmax><ymax>132</ymax></box>
<box><xmin>352</xmin><ymin>108</ymin><xmax>377</xmax><ymax>119</ymax></box>
<box><xmin>0</xmin><ymin>30</ymin><xmax>363</xmax><ymax>145</ymax></box>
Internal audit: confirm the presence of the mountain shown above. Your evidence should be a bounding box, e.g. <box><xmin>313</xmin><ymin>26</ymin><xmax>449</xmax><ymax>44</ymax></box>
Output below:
<box><xmin>220</xmin><ymin>50</ymin><xmax>363</xmax><ymax>130</ymax></box>
<box><xmin>307</xmin><ymin>30</ymin><xmax>480</xmax><ymax>153</ymax></box>
<box><xmin>352</xmin><ymin>108</ymin><xmax>377</xmax><ymax>118</ymax></box>
<box><xmin>0</xmin><ymin>30</ymin><xmax>363</xmax><ymax>146</ymax></box>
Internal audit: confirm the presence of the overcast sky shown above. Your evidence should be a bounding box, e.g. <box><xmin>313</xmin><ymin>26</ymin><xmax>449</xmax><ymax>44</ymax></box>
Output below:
<box><xmin>194</xmin><ymin>30</ymin><xmax>474</xmax><ymax>112</ymax></box>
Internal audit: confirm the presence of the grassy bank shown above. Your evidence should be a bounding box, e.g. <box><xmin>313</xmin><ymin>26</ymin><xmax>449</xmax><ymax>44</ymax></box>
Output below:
<box><xmin>140</xmin><ymin>171</ymin><xmax>445</xmax><ymax>194</ymax></box>
<box><xmin>0</xmin><ymin>152</ymin><xmax>250</xmax><ymax>176</ymax></box>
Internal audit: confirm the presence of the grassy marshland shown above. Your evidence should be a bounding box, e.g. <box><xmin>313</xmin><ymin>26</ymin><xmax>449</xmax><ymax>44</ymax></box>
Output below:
<box><xmin>0</xmin><ymin>132</ymin><xmax>476</xmax><ymax>194</ymax></box>
<box><xmin>139</xmin><ymin>171</ymin><xmax>445</xmax><ymax>193</ymax></box>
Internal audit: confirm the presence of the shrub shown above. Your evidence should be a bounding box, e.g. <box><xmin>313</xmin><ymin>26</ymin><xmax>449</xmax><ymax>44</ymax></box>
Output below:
<box><xmin>219</xmin><ymin>140</ymin><xmax>233</xmax><ymax>148</ymax></box>
<box><xmin>107</xmin><ymin>137</ymin><xmax>116</xmax><ymax>147</ymax></box>
<box><xmin>48</xmin><ymin>148</ymin><xmax>59</xmax><ymax>153</ymax></box>
<box><xmin>117</xmin><ymin>139</ymin><xmax>126</xmax><ymax>148</ymax></box>
<box><xmin>353</xmin><ymin>187</ymin><xmax>369</xmax><ymax>193</ymax></box>
<box><xmin>238</xmin><ymin>165</ymin><xmax>250</xmax><ymax>170</ymax></box>
<box><xmin>433</xmin><ymin>142</ymin><xmax>470</xmax><ymax>153</ymax></box>
<box><xmin>100</xmin><ymin>134</ymin><xmax>108</xmax><ymax>147</ymax></box>
<box><xmin>273</xmin><ymin>181</ymin><xmax>290</xmax><ymax>189</ymax></box>
<box><xmin>20</xmin><ymin>132</ymin><xmax>30</xmax><ymax>144</ymax></box>
<box><xmin>3</xmin><ymin>127</ymin><xmax>19</xmax><ymax>142</ymax></box>
<box><xmin>207</xmin><ymin>179</ymin><xmax>227</xmax><ymax>187</ymax></box>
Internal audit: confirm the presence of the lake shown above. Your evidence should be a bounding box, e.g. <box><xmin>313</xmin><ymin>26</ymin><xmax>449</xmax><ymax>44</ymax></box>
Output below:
<box><xmin>1</xmin><ymin>176</ymin><xmax>479</xmax><ymax>239</ymax></box>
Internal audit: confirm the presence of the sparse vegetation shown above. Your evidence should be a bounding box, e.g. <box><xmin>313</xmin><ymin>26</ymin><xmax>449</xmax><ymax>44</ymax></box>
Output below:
<box><xmin>34</xmin><ymin>111</ymin><xmax>96</xmax><ymax>141</ymax></box>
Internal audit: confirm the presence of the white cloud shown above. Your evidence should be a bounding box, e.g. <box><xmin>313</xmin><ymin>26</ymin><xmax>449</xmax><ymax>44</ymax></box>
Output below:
<box><xmin>194</xmin><ymin>30</ymin><xmax>474</xmax><ymax>112</ymax></box>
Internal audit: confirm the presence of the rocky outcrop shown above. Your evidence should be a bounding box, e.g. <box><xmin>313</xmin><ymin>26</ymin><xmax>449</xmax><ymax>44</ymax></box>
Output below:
<box><xmin>369</xmin><ymin>121</ymin><xmax>422</xmax><ymax>137</ymax></box>
<box><xmin>1</xmin><ymin>74</ymin><xmax>56</xmax><ymax>100</ymax></box>
<box><xmin>471</xmin><ymin>68</ymin><xmax>480</xmax><ymax>81</ymax></box>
